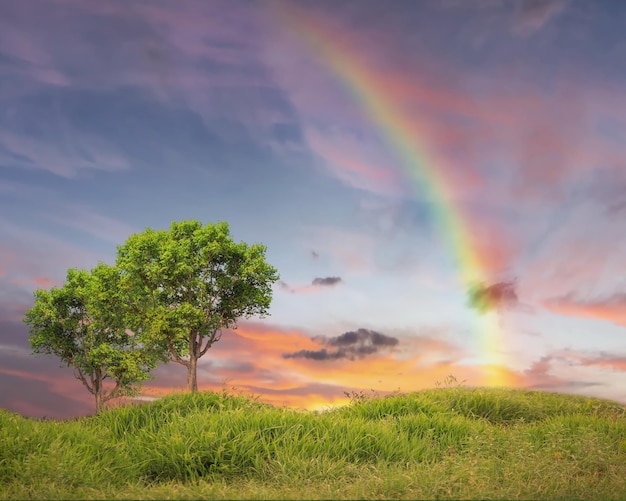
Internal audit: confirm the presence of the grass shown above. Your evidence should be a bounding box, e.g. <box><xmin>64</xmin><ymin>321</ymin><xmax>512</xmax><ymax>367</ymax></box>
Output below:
<box><xmin>1</xmin><ymin>386</ymin><xmax>625</xmax><ymax>500</ymax></box>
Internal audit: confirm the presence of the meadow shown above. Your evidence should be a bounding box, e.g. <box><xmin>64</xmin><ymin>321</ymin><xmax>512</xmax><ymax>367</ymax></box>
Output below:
<box><xmin>1</xmin><ymin>385</ymin><xmax>625</xmax><ymax>500</ymax></box>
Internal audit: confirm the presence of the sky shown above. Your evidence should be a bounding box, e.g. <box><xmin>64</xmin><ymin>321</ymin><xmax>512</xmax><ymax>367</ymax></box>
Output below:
<box><xmin>1</xmin><ymin>0</ymin><xmax>626</xmax><ymax>419</ymax></box>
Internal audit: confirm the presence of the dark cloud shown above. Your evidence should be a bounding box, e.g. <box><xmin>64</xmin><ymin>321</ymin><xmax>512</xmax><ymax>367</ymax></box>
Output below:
<box><xmin>323</xmin><ymin>329</ymin><xmax>398</xmax><ymax>347</ymax></box>
<box><xmin>277</xmin><ymin>277</ymin><xmax>342</xmax><ymax>293</ymax></box>
<box><xmin>283</xmin><ymin>348</ymin><xmax>345</xmax><ymax>361</ymax></box>
<box><xmin>283</xmin><ymin>328</ymin><xmax>398</xmax><ymax>361</ymax></box>
<box><xmin>277</xmin><ymin>280</ymin><xmax>293</xmax><ymax>292</ymax></box>
<box><xmin>467</xmin><ymin>279</ymin><xmax>519</xmax><ymax>314</ymax></box>
<box><xmin>312</xmin><ymin>276</ymin><xmax>342</xmax><ymax>287</ymax></box>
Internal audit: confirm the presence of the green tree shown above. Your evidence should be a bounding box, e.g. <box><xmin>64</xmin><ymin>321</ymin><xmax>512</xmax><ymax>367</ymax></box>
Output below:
<box><xmin>23</xmin><ymin>263</ymin><xmax>158</xmax><ymax>413</ymax></box>
<box><xmin>116</xmin><ymin>220</ymin><xmax>279</xmax><ymax>392</ymax></box>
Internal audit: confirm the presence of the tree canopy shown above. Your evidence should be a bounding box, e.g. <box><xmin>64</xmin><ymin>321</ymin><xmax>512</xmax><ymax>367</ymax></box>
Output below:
<box><xmin>23</xmin><ymin>263</ymin><xmax>158</xmax><ymax>413</ymax></box>
<box><xmin>116</xmin><ymin>220</ymin><xmax>279</xmax><ymax>392</ymax></box>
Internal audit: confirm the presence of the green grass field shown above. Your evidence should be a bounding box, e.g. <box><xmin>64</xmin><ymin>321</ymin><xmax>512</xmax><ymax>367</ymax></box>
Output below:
<box><xmin>1</xmin><ymin>386</ymin><xmax>625</xmax><ymax>500</ymax></box>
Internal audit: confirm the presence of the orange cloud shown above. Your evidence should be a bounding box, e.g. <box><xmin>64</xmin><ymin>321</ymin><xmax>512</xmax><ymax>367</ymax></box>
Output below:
<box><xmin>134</xmin><ymin>321</ymin><xmax>529</xmax><ymax>410</ymax></box>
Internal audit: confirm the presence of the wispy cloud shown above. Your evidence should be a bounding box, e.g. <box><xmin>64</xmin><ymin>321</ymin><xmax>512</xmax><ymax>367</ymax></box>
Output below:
<box><xmin>0</xmin><ymin>218</ymin><xmax>107</xmax><ymax>290</ymax></box>
<box><xmin>0</xmin><ymin>130</ymin><xmax>131</xmax><ymax>178</ymax></box>
<box><xmin>304</xmin><ymin>126</ymin><xmax>404</xmax><ymax>197</ymax></box>
<box><xmin>513</xmin><ymin>0</ymin><xmax>568</xmax><ymax>35</ymax></box>
<box><xmin>543</xmin><ymin>293</ymin><xmax>626</xmax><ymax>327</ymax></box>
<box><xmin>45</xmin><ymin>204</ymin><xmax>137</xmax><ymax>245</ymax></box>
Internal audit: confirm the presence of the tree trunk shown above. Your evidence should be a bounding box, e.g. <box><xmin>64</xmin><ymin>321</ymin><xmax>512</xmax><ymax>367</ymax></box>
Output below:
<box><xmin>94</xmin><ymin>371</ymin><xmax>104</xmax><ymax>413</ymax></box>
<box><xmin>187</xmin><ymin>355</ymin><xmax>198</xmax><ymax>392</ymax></box>
<box><xmin>95</xmin><ymin>390</ymin><xmax>104</xmax><ymax>414</ymax></box>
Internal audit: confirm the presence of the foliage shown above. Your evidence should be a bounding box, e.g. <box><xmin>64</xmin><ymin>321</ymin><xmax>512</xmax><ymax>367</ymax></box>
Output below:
<box><xmin>23</xmin><ymin>264</ymin><xmax>158</xmax><ymax>413</ymax></box>
<box><xmin>1</xmin><ymin>388</ymin><xmax>625</xmax><ymax>500</ymax></box>
<box><xmin>115</xmin><ymin>220</ymin><xmax>279</xmax><ymax>391</ymax></box>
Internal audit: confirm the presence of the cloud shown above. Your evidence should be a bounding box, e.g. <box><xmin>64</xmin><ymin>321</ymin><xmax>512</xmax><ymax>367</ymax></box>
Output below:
<box><xmin>32</xmin><ymin>277</ymin><xmax>54</xmax><ymax>287</ymax></box>
<box><xmin>277</xmin><ymin>280</ymin><xmax>293</xmax><ymax>292</ymax></box>
<box><xmin>322</xmin><ymin>329</ymin><xmax>399</xmax><ymax>348</ymax></box>
<box><xmin>305</xmin><ymin>226</ymin><xmax>376</xmax><ymax>274</ymax></box>
<box><xmin>467</xmin><ymin>280</ymin><xmax>519</xmax><ymax>314</ymax></box>
<box><xmin>577</xmin><ymin>353</ymin><xmax>626</xmax><ymax>372</ymax></box>
<box><xmin>44</xmin><ymin>204</ymin><xmax>137</xmax><ymax>245</ymax></box>
<box><xmin>283</xmin><ymin>348</ymin><xmax>346</xmax><ymax>361</ymax></box>
<box><xmin>278</xmin><ymin>276</ymin><xmax>343</xmax><ymax>293</ymax></box>
<box><xmin>543</xmin><ymin>293</ymin><xmax>626</xmax><ymax>327</ymax></box>
<box><xmin>268</xmin><ymin>4</ymin><xmax>626</xmax><ymax>294</ymax></box>
<box><xmin>513</xmin><ymin>349</ymin><xmax>626</xmax><ymax>403</ymax></box>
<box><xmin>513</xmin><ymin>0</ymin><xmax>568</xmax><ymax>35</ymax></box>
<box><xmin>283</xmin><ymin>328</ymin><xmax>399</xmax><ymax>361</ymax></box>
<box><xmin>0</xmin><ymin>218</ymin><xmax>106</xmax><ymax>289</ymax></box>
<box><xmin>304</xmin><ymin>125</ymin><xmax>404</xmax><ymax>197</ymax></box>
<box><xmin>312</xmin><ymin>276</ymin><xmax>342</xmax><ymax>287</ymax></box>
<box><xmin>517</xmin><ymin>197</ymin><xmax>626</xmax><ymax>309</ymax></box>
<box><xmin>0</xmin><ymin>0</ymin><xmax>301</xmax><ymax>184</ymax></box>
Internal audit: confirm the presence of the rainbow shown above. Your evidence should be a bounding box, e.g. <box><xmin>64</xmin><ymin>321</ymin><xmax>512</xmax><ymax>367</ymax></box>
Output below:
<box><xmin>272</xmin><ymin>4</ymin><xmax>510</xmax><ymax>387</ymax></box>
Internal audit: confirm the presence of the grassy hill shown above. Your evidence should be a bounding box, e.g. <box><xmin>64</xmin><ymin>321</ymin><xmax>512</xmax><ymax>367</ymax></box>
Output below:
<box><xmin>1</xmin><ymin>387</ymin><xmax>625</xmax><ymax>500</ymax></box>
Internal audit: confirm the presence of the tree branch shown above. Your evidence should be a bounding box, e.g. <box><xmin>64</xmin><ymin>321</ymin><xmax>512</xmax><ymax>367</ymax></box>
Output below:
<box><xmin>199</xmin><ymin>330</ymin><xmax>220</xmax><ymax>357</ymax></box>
<box><xmin>73</xmin><ymin>366</ymin><xmax>94</xmax><ymax>395</ymax></box>
<box><xmin>103</xmin><ymin>379</ymin><xmax>123</xmax><ymax>402</ymax></box>
<box><xmin>168</xmin><ymin>339</ymin><xmax>189</xmax><ymax>367</ymax></box>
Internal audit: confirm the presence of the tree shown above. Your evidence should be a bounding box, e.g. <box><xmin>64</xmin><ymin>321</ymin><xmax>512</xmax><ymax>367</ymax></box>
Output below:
<box><xmin>23</xmin><ymin>263</ymin><xmax>158</xmax><ymax>413</ymax></box>
<box><xmin>116</xmin><ymin>220</ymin><xmax>279</xmax><ymax>392</ymax></box>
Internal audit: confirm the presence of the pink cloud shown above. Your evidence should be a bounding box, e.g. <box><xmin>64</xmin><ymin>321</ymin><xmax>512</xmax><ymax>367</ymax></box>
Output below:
<box><xmin>263</xmin><ymin>6</ymin><xmax>626</xmax><ymax>301</ymax></box>
<box><xmin>518</xmin><ymin>200</ymin><xmax>626</xmax><ymax>306</ymax></box>
<box><xmin>33</xmin><ymin>277</ymin><xmax>54</xmax><ymax>287</ymax></box>
<box><xmin>519</xmin><ymin>355</ymin><xmax>569</xmax><ymax>389</ymax></box>
<box><xmin>543</xmin><ymin>293</ymin><xmax>626</xmax><ymax>327</ymax></box>
<box><xmin>269</xmin><ymin>4</ymin><xmax>626</xmax><ymax>208</ymax></box>
<box><xmin>580</xmin><ymin>356</ymin><xmax>626</xmax><ymax>372</ymax></box>
<box><xmin>304</xmin><ymin>126</ymin><xmax>404</xmax><ymax>197</ymax></box>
